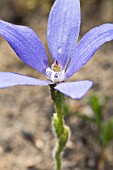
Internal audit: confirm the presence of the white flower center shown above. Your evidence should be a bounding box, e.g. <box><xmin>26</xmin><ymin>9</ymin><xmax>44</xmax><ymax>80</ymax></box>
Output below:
<box><xmin>46</xmin><ymin>61</ymin><xmax>65</xmax><ymax>83</ymax></box>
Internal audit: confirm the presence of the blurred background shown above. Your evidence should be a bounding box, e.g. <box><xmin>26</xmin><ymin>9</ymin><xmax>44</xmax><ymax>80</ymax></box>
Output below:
<box><xmin>0</xmin><ymin>0</ymin><xmax>113</xmax><ymax>170</ymax></box>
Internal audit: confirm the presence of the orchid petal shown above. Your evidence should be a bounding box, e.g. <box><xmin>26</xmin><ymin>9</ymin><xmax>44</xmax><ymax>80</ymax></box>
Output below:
<box><xmin>55</xmin><ymin>80</ymin><xmax>93</xmax><ymax>99</ymax></box>
<box><xmin>0</xmin><ymin>72</ymin><xmax>52</xmax><ymax>88</ymax></box>
<box><xmin>0</xmin><ymin>20</ymin><xmax>49</xmax><ymax>75</ymax></box>
<box><xmin>47</xmin><ymin>0</ymin><xmax>80</xmax><ymax>68</ymax></box>
<box><xmin>66</xmin><ymin>24</ymin><xmax>113</xmax><ymax>78</ymax></box>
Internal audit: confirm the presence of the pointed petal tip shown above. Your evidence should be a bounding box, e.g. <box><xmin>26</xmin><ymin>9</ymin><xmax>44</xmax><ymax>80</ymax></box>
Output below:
<box><xmin>0</xmin><ymin>72</ymin><xmax>52</xmax><ymax>89</ymax></box>
<box><xmin>66</xmin><ymin>23</ymin><xmax>113</xmax><ymax>78</ymax></box>
<box><xmin>55</xmin><ymin>80</ymin><xmax>93</xmax><ymax>100</ymax></box>
<box><xmin>0</xmin><ymin>20</ymin><xmax>49</xmax><ymax>75</ymax></box>
<box><xmin>47</xmin><ymin>0</ymin><xmax>81</xmax><ymax>67</ymax></box>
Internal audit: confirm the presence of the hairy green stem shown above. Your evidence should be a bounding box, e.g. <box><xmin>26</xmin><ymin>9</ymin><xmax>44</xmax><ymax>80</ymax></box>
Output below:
<box><xmin>55</xmin><ymin>144</ymin><xmax>61</xmax><ymax>170</ymax></box>
<box><xmin>50</xmin><ymin>84</ymin><xmax>70</xmax><ymax>170</ymax></box>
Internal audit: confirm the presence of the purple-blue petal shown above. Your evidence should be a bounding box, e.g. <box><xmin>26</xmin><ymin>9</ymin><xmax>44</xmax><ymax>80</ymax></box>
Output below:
<box><xmin>47</xmin><ymin>0</ymin><xmax>80</xmax><ymax>68</ymax></box>
<box><xmin>66</xmin><ymin>24</ymin><xmax>113</xmax><ymax>78</ymax></box>
<box><xmin>55</xmin><ymin>80</ymin><xmax>93</xmax><ymax>99</ymax></box>
<box><xmin>0</xmin><ymin>20</ymin><xmax>49</xmax><ymax>75</ymax></box>
<box><xmin>0</xmin><ymin>72</ymin><xmax>52</xmax><ymax>88</ymax></box>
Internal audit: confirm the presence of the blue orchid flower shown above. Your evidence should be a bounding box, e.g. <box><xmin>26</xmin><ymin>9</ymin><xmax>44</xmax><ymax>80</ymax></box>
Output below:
<box><xmin>0</xmin><ymin>0</ymin><xmax>113</xmax><ymax>99</ymax></box>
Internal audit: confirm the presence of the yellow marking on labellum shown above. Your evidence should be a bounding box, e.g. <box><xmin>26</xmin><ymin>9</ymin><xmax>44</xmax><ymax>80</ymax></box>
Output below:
<box><xmin>46</xmin><ymin>61</ymin><xmax>65</xmax><ymax>83</ymax></box>
<box><xmin>51</xmin><ymin>60</ymin><xmax>62</xmax><ymax>72</ymax></box>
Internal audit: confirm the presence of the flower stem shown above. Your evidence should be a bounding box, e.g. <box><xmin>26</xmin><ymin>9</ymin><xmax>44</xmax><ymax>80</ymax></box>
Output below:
<box><xmin>50</xmin><ymin>84</ymin><xmax>70</xmax><ymax>170</ymax></box>
<box><xmin>55</xmin><ymin>145</ymin><xmax>61</xmax><ymax>170</ymax></box>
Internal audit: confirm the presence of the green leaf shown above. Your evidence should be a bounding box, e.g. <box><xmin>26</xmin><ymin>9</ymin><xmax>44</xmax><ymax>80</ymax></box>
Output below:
<box><xmin>88</xmin><ymin>95</ymin><xmax>103</xmax><ymax>118</ymax></box>
<box><xmin>88</xmin><ymin>95</ymin><xmax>103</xmax><ymax>130</ymax></box>
<box><xmin>101</xmin><ymin>118</ymin><xmax>113</xmax><ymax>148</ymax></box>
